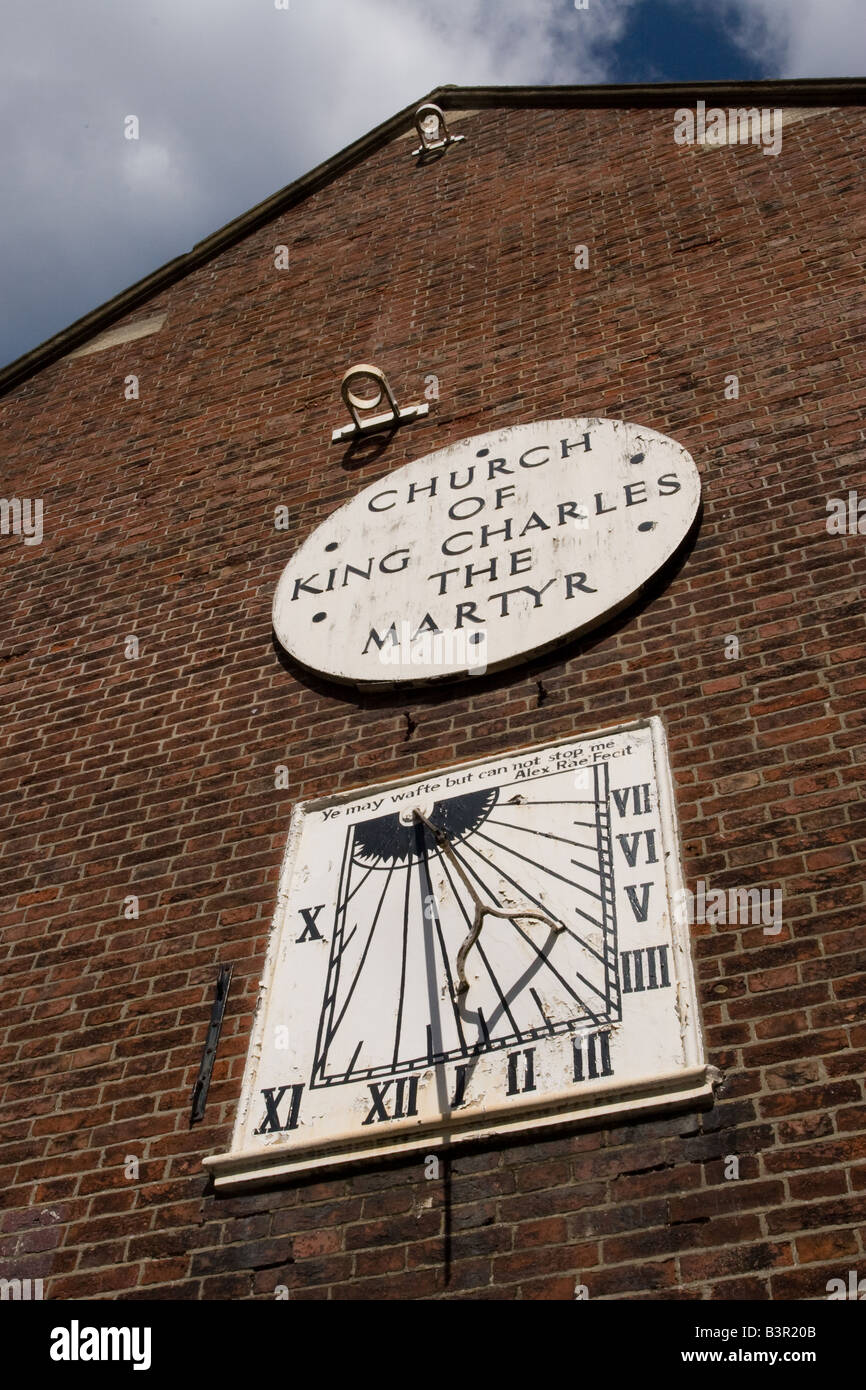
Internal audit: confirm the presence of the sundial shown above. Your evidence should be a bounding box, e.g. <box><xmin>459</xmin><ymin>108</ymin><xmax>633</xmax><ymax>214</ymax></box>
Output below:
<box><xmin>205</xmin><ymin>719</ymin><xmax>711</xmax><ymax>1190</ymax></box>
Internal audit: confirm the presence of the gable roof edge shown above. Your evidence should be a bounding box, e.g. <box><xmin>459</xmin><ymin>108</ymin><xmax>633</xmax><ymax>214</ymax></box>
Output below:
<box><xmin>0</xmin><ymin>85</ymin><xmax>445</xmax><ymax>398</ymax></box>
<box><xmin>2</xmin><ymin>76</ymin><xmax>864</xmax><ymax>398</ymax></box>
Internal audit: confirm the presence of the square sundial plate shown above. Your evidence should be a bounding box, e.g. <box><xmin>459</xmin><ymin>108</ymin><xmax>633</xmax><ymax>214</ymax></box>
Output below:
<box><xmin>204</xmin><ymin>717</ymin><xmax>711</xmax><ymax>1190</ymax></box>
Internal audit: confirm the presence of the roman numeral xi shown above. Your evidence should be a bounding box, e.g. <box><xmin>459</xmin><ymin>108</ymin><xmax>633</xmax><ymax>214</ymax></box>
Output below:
<box><xmin>255</xmin><ymin>1083</ymin><xmax>304</xmax><ymax>1134</ymax></box>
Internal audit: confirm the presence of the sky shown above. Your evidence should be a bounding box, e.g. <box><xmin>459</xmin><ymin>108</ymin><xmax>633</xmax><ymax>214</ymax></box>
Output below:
<box><xmin>0</xmin><ymin>0</ymin><xmax>864</xmax><ymax>370</ymax></box>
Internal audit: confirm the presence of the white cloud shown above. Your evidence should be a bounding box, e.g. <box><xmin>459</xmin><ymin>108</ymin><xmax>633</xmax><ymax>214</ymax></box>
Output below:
<box><xmin>0</xmin><ymin>0</ymin><xmax>861</xmax><ymax>368</ymax></box>
<box><xmin>679</xmin><ymin>0</ymin><xmax>866</xmax><ymax>77</ymax></box>
<box><xmin>0</xmin><ymin>0</ymin><xmax>643</xmax><ymax>365</ymax></box>
<box><xmin>120</xmin><ymin>142</ymin><xmax>181</xmax><ymax>199</ymax></box>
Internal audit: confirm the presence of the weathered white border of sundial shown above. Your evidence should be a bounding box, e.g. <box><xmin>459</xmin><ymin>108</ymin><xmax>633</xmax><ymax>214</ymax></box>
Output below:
<box><xmin>204</xmin><ymin>717</ymin><xmax>713</xmax><ymax>1191</ymax></box>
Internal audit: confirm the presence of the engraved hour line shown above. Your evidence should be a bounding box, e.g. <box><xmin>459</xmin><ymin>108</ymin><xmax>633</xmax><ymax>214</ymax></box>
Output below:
<box><xmin>414</xmin><ymin>805</ymin><xmax>564</xmax><ymax>1000</ymax></box>
<box><xmin>448</xmin><ymin>771</ymin><xmax>617</xmax><ymax>1019</ymax></box>
<box><xmin>391</xmin><ymin>843</ymin><xmax>414</xmax><ymax>1069</ymax></box>
<box><xmin>341</xmin><ymin>859</ymin><xmax>379</xmax><ymax>906</ymax></box>
<box><xmin>458</xmin><ymin>845</ymin><xmax>614</xmax><ymax>1023</ymax></box>
<box><xmin>436</xmin><ymin>848</ymin><xmax>525</xmax><ymax>1038</ymax></box>
<box><xmin>440</xmin><ymin>843</ymin><xmax>560</xmax><ymax>1043</ymax></box>
<box><xmin>316</xmin><ymin>850</ymin><xmax>399</xmax><ymax>1079</ymax></box>
<box><xmin>311</xmin><ymin>822</ymin><xmax>356</xmax><ymax>1084</ymax></box>
<box><xmin>449</xmin><ymin>839</ymin><xmax>608</xmax><ymax>1019</ymax></box>
<box><xmin>475</xmin><ymin>822</ymin><xmax>608</xmax><ymax>934</ymax></box>
<box><xmin>484</xmin><ymin>815</ymin><xmax>605</xmax><ymax>856</ymax></box>
<box><xmin>510</xmin><ymin>799</ymin><xmax>597</xmax><ymax>808</ymax></box>
<box><xmin>326</xmin><ymin>860</ymin><xmax>395</xmax><ymax>1037</ymax></box>
<box><xmin>325</xmin><ymin>795</ymin><xmax>505</xmax><ymax>1084</ymax></box>
<box><xmin>415</xmin><ymin>819</ymin><xmax>469</xmax><ymax>1079</ymax></box>
<box><xmin>469</xmin><ymin>825</ymin><xmax>609</xmax><ymax>923</ymax></box>
<box><xmin>415</xmin><ymin>825</ymin><xmax>469</xmax><ymax>1057</ymax></box>
<box><xmin>483</xmin><ymin>811</ymin><xmax>606</xmax><ymax>861</ymax></box>
<box><xmin>529</xmin><ymin>987</ymin><xmax>555</xmax><ymax>1031</ymax></box>
<box><xmin>326</xmin><ymin>823</ymin><xmax>533</xmax><ymax>1084</ymax></box>
<box><xmin>595</xmin><ymin>773</ymin><xmax>618</xmax><ymax>1012</ymax></box>
<box><xmin>456</xmin><ymin>834</ymin><xmax>611</xmax><ymax>988</ymax></box>
<box><xmin>456</xmin><ymin>823</ymin><xmax>594</xmax><ymax>932</ymax></box>
<box><xmin>456</xmin><ymin>831</ymin><xmax>611</xmax><ymax>974</ymax></box>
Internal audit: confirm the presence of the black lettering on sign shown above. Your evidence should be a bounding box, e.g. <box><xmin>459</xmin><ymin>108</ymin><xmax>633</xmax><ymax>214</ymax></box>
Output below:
<box><xmin>560</xmin><ymin>432</ymin><xmax>592</xmax><ymax>457</ymax></box>
<box><xmin>255</xmin><ymin>1083</ymin><xmax>304</xmax><ymax>1134</ymax></box>
<box><xmin>362</xmin><ymin>1076</ymin><xmax>420</xmax><ymax>1126</ymax></box>
<box><xmin>616</xmin><ymin>828</ymin><xmax>658</xmax><ymax>868</ymax></box>
<box><xmin>451</xmin><ymin>1065</ymin><xmax>469</xmax><ymax>1109</ymax></box>
<box><xmin>612</xmin><ymin>783</ymin><xmax>651</xmax><ymax>817</ymax></box>
<box><xmin>292</xmin><ymin>575</ymin><xmax>323</xmax><ymax>600</ymax></box>
<box><xmin>506</xmin><ymin>1048</ymin><xmax>536</xmax><ymax>1096</ymax></box>
<box><xmin>621</xmin><ymin>944</ymin><xmax>671</xmax><ymax>993</ymax></box>
<box><xmin>297</xmin><ymin>904</ymin><xmax>326</xmax><ymax>942</ymax></box>
<box><xmin>624</xmin><ymin>882</ymin><xmax>653</xmax><ymax>923</ymax></box>
<box><xmin>363</xmin><ymin>623</ymin><xmax>398</xmax><ymax>654</ymax></box>
<box><xmin>573</xmin><ymin>1029</ymin><xmax>613</xmax><ymax>1082</ymax></box>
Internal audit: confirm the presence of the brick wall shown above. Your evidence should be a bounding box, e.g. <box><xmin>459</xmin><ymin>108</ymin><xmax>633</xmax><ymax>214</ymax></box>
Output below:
<box><xmin>1</xmin><ymin>95</ymin><xmax>864</xmax><ymax>1300</ymax></box>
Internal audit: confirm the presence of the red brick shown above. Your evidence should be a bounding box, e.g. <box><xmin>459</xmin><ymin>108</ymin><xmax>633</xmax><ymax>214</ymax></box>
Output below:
<box><xmin>1</xmin><ymin>89</ymin><xmax>864</xmax><ymax>1305</ymax></box>
<box><xmin>796</xmin><ymin>1229</ymin><xmax>859</xmax><ymax>1263</ymax></box>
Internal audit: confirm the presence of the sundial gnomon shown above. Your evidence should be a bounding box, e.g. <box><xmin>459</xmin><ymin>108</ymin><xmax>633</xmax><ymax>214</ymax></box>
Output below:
<box><xmin>311</xmin><ymin>760</ymin><xmax>619</xmax><ymax>1089</ymax></box>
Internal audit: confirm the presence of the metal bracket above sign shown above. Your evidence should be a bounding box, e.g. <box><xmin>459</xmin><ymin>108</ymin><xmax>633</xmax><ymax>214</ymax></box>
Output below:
<box><xmin>332</xmin><ymin>364</ymin><xmax>428</xmax><ymax>443</ymax></box>
<box><xmin>411</xmin><ymin>103</ymin><xmax>465</xmax><ymax>158</ymax></box>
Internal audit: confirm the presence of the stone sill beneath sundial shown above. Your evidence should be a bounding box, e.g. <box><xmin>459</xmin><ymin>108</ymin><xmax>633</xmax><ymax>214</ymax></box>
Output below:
<box><xmin>203</xmin><ymin>1064</ymin><xmax>715</xmax><ymax>1193</ymax></box>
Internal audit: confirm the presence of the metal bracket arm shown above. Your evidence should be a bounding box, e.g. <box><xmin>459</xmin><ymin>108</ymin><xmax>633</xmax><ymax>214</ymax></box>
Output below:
<box><xmin>190</xmin><ymin>963</ymin><xmax>232</xmax><ymax>1125</ymax></box>
<box><xmin>332</xmin><ymin>363</ymin><xmax>428</xmax><ymax>443</ymax></box>
<box><xmin>411</xmin><ymin>103</ymin><xmax>466</xmax><ymax>157</ymax></box>
<box><xmin>413</xmin><ymin>809</ymin><xmax>563</xmax><ymax>999</ymax></box>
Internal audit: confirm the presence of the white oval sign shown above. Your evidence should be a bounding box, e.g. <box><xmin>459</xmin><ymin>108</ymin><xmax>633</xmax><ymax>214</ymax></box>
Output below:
<box><xmin>273</xmin><ymin>417</ymin><xmax>701</xmax><ymax>684</ymax></box>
